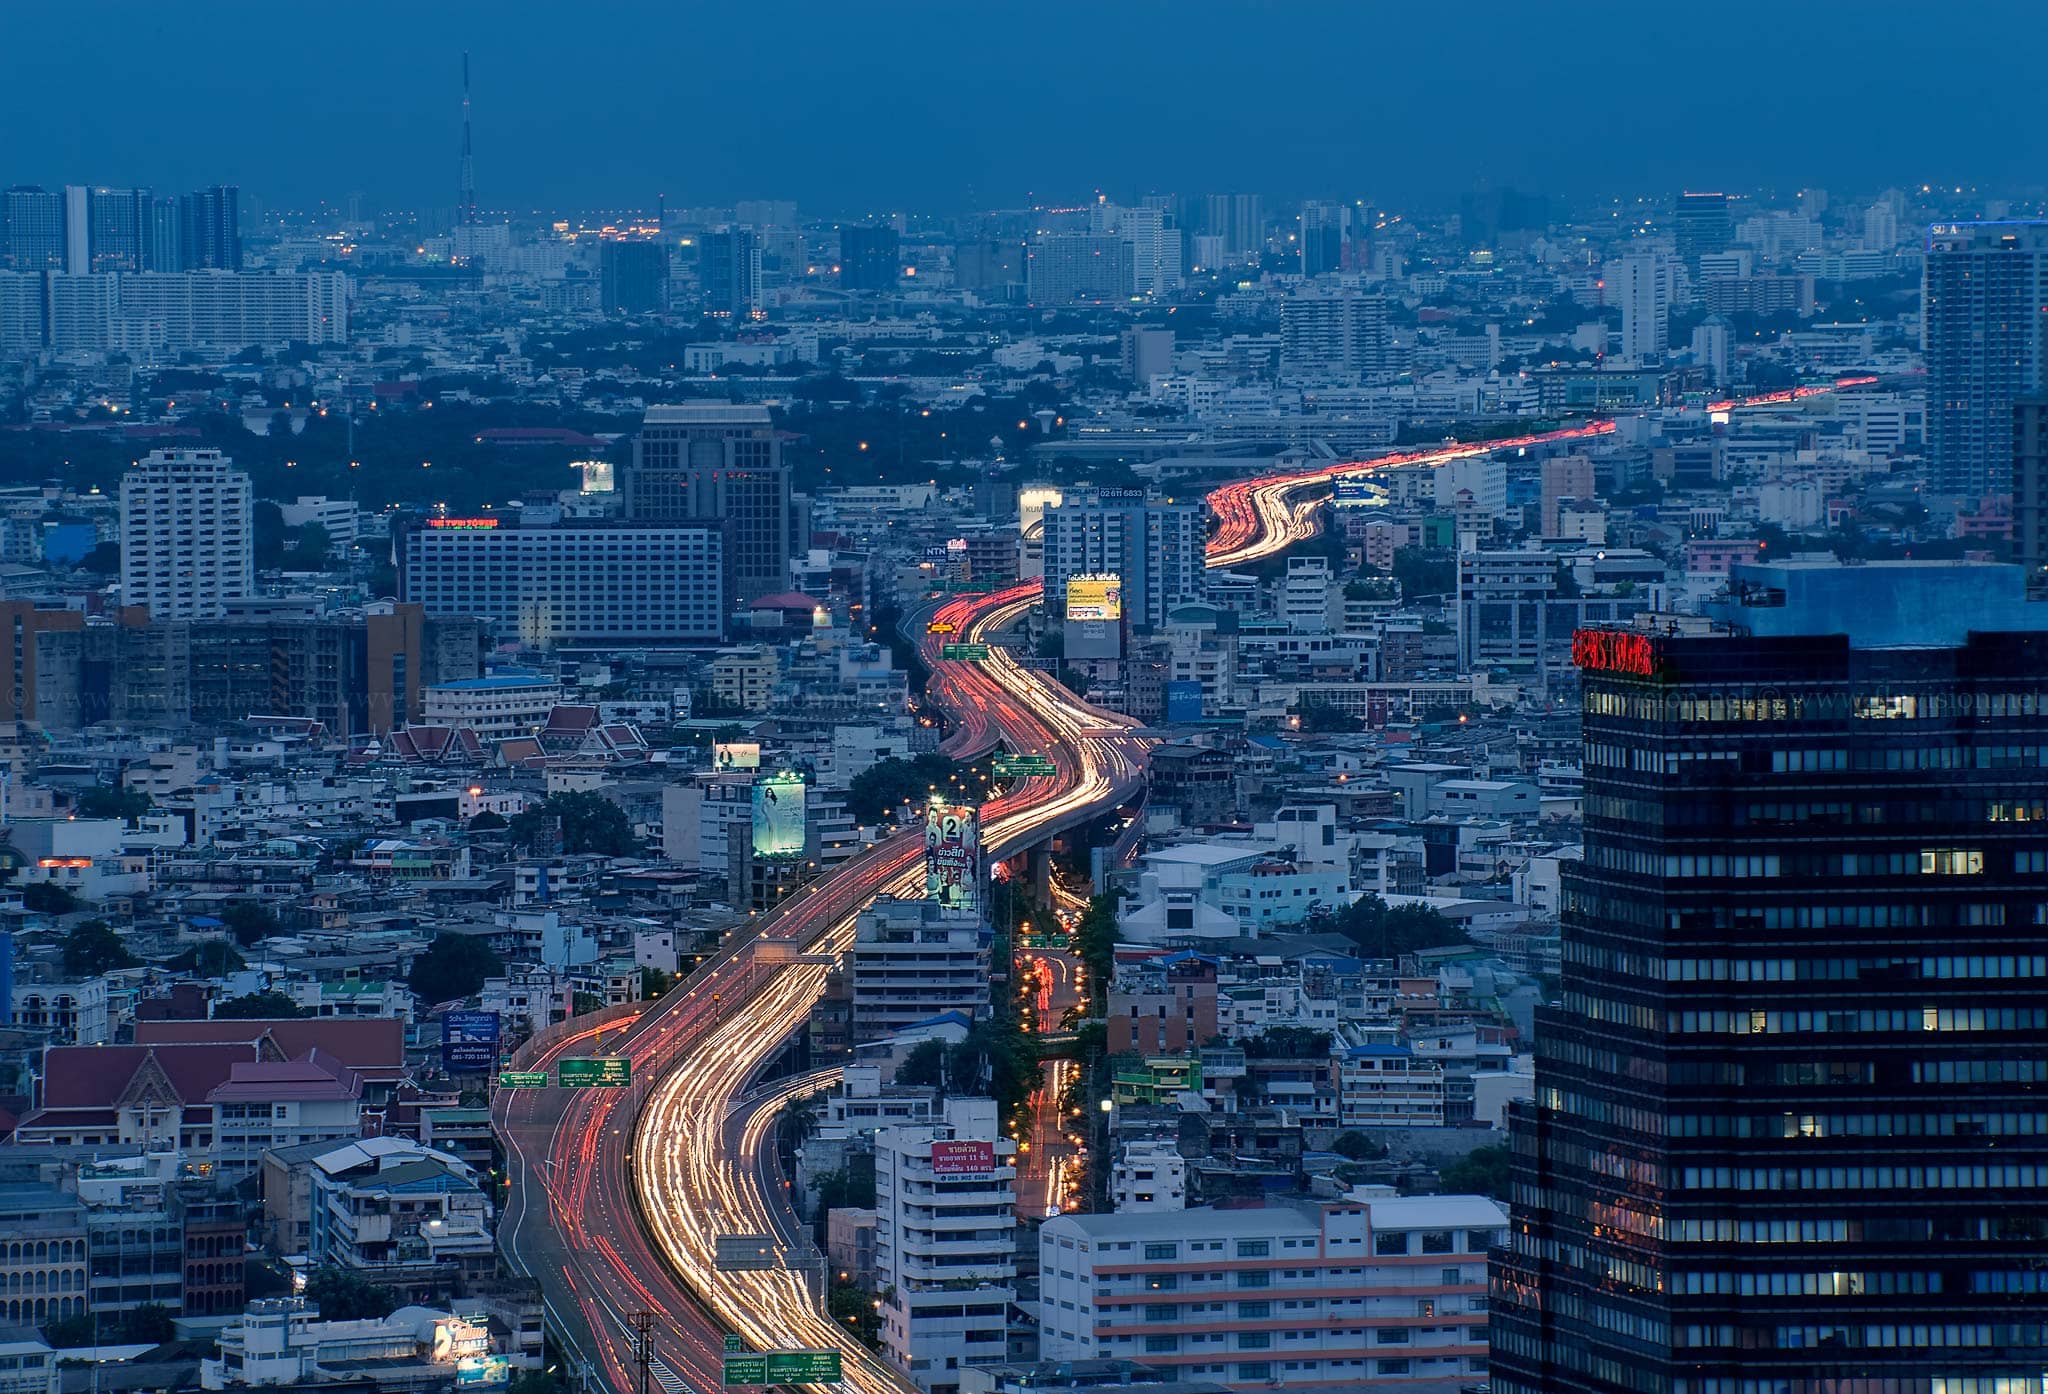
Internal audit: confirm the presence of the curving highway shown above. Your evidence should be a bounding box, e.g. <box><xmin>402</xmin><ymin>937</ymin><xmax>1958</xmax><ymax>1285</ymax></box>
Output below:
<box><xmin>498</xmin><ymin>581</ymin><xmax>1148</xmax><ymax>1394</ymax></box>
<box><xmin>1204</xmin><ymin>374</ymin><xmax>1883</xmax><ymax>568</ymax></box>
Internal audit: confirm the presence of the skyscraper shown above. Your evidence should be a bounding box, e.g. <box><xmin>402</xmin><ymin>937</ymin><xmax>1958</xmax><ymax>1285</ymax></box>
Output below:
<box><xmin>1924</xmin><ymin>222</ymin><xmax>2048</xmax><ymax>497</ymax></box>
<box><xmin>119</xmin><ymin>449</ymin><xmax>254</xmax><ymax>621</ymax></box>
<box><xmin>626</xmin><ymin>403</ymin><xmax>792</xmax><ymax>603</ymax></box>
<box><xmin>1298</xmin><ymin>199</ymin><xmax>1350</xmax><ymax>276</ymax></box>
<box><xmin>1607</xmin><ymin>254</ymin><xmax>1674</xmax><ymax>362</ymax></box>
<box><xmin>698</xmin><ymin>227</ymin><xmax>761</xmax><ymax>317</ymax></box>
<box><xmin>1120</xmin><ymin>203</ymin><xmax>1182</xmax><ymax>297</ymax></box>
<box><xmin>1674</xmin><ymin>190</ymin><xmax>1733</xmax><ymax>268</ymax></box>
<box><xmin>177</xmin><ymin>185</ymin><xmax>242</xmax><ymax>270</ymax></box>
<box><xmin>837</xmin><ymin>224</ymin><xmax>900</xmax><ymax>291</ymax></box>
<box><xmin>0</xmin><ymin>187</ymin><xmax>66</xmax><ymax>271</ymax></box>
<box><xmin>1492</xmin><ymin>558</ymin><xmax>2048</xmax><ymax>1394</ymax></box>
<box><xmin>599</xmin><ymin>238</ymin><xmax>669</xmax><ymax>314</ymax></box>
<box><xmin>2016</xmin><ymin>399</ymin><xmax>2048</xmax><ymax>581</ymax></box>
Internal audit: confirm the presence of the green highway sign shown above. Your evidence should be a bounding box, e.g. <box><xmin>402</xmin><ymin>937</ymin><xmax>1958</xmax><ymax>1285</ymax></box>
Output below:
<box><xmin>496</xmin><ymin>1071</ymin><xmax>549</xmax><ymax>1089</ymax></box>
<box><xmin>723</xmin><ymin>1351</ymin><xmax>845</xmax><ymax>1386</ymax></box>
<box><xmin>941</xmin><ymin>643</ymin><xmax>991</xmax><ymax>661</ymax></box>
<box><xmin>557</xmin><ymin>1057</ymin><xmax>631</xmax><ymax>1088</ymax></box>
<box><xmin>993</xmin><ymin>754</ymin><xmax>1057</xmax><ymax>778</ymax></box>
<box><xmin>724</xmin><ymin>1336</ymin><xmax>745</xmax><ymax>1355</ymax></box>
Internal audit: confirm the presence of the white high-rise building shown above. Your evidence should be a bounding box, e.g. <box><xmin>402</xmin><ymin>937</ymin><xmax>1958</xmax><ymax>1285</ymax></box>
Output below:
<box><xmin>874</xmin><ymin>1098</ymin><xmax>1015</xmax><ymax>1394</ymax></box>
<box><xmin>1861</xmin><ymin>200</ymin><xmax>1899</xmax><ymax>252</ymax></box>
<box><xmin>1690</xmin><ymin>315</ymin><xmax>1732</xmax><ymax>387</ymax></box>
<box><xmin>1040</xmin><ymin>491</ymin><xmax>1207</xmax><ymax>632</ymax></box>
<box><xmin>1121</xmin><ymin>205</ymin><xmax>1183</xmax><ymax>298</ymax></box>
<box><xmin>119</xmin><ymin>448</ymin><xmax>254</xmax><ymax>621</ymax></box>
<box><xmin>1280</xmin><ymin>288</ymin><xmax>1391</xmax><ymax>380</ymax></box>
<box><xmin>1605</xmin><ymin>254</ymin><xmax>1673</xmax><ymax>362</ymax></box>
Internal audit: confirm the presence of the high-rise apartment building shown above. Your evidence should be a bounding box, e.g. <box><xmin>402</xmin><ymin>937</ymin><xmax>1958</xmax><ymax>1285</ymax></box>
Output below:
<box><xmin>1026</xmin><ymin>233</ymin><xmax>1134</xmax><ymax>305</ymax></box>
<box><xmin>0</xmin><ymin>187</ymin><xmax>66</xmax><ymax>271</ymax></box>
<box><xmin>598</xmin><ymin>238</ymin><xmax>668</xmax><ymax>314</ymax></box>
<box><xmin>874</xmin><ymin>1098</ymin><xmax>1015</xmax><ymax>1394</ymax></box>
<box><xmin>83</xmin><ymin>186</ymin><xmax>151</xmax><ymax>272</ymax></box>
<box><xmin>1202</xmin><ymin>193</ymin><xmax>1263</xmax><ymax>260</ymax></box>
<box><xmin>1607</xmin><ymin>254</ymin><xmax>1674</xmax><ymax>362</ymax></box>
<box><xmin>1674</xmin><ymin>191</ymin><xmax>1733</xmax><ymax>267</ymax></box>
<box><xmin>838</xmin><ymin>224</ymin><xmax>901</xmax><ymax>291</ymax></box>
<box><xmin>1117</xmin><ymin>204</ymin><xmax>1183</xmax><ymax>297</ymax></box>
<box><xmin>698</xmin><ymin>227</ymin><xmax>762</xmax><ymax>317</ymax></box>
<box><xmin>119</xmin><ymin>449</ymin><xmax>254</xmax><ymax>621</ymax></box>
<box><xmin>1041</xmin><ymin>490</ymin><xmax>1206</xmax><ymax>632</ymax></box>
<box><xmin>1280</xmin><ymin>288</ymin><xmax>1392</xmax><ymax>380</ymax></box>
<box><xmin>625</xmin><ymin>403</ymin><xmax>792</xmax><ymax>603</ymax></box>
<box><xmin>177</xmin><ymin>185</ymin><xmax>242</xmax><ymax>270</ymax></box>
<box><xmin>1493</xmin><ymin>559</ymin><xmax>2048</xmax><ymax>1394</ymax></box>
<box><xmin>1924</xmin><ymin>222</ymin><xmax>2048</xmax><ymax>497</ymax></box>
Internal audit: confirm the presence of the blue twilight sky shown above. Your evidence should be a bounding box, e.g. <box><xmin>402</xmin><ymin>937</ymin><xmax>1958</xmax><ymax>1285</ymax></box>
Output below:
<box><xmin>2</xmin><ymin>0</ymin><xmax>2042</xmax><ymax>216</ymax></box>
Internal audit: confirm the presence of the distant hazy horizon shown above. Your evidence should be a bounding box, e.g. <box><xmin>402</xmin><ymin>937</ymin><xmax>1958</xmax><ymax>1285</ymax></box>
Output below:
<box><xmin>4</xmin><ymin>0</ymin><xmax>2043</xmax><ymax>215</ymax></box>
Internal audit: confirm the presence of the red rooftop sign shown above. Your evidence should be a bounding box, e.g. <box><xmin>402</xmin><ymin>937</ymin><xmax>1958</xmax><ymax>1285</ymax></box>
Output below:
<box><xmin>1572</xmin><ymin>629</ymin><xmax>1659</xmax><ymax>677</ymax></box>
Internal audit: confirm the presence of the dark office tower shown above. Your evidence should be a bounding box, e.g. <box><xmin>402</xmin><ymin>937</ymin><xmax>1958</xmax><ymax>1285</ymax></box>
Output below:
<box><xmin>1674</xmin><ymin>191</ymin><xmax>1733</xmax><ymax>268</ymax></box>
<box><xmin>838</xmin><ymin>224</ymin><xmax>901</xmax><ymax>291</ymax></box>
<box><xmin>1298</xmin><ymin>199</ymin><xmax>1349</xmax><ymax>276</ymax></box>
<box><xmin>1460</xmin><ymin>187</ymin><xmax>1551</xmax><ymax>246</ymax></box>
<box><xmin>177</xmin><ymin>185</ymin><xmax>242</xmax><ymax>270</ymax></box>
<box><xmin>1492</xmin><ymin>558</ymin><xmax>2048</xmax><ymax>1394</ymax></box>
<box><xmin>599</xmin><ymin>238</ymin><xmax>670</xmax><ymax>314</ymax></box>
<box><xmin>2018</xmin><ymin>400</ymin><xmax>2048</xmax><ymax>582</ymax></box>
<box><xmin>1</xmin><ymin>186</ymin><xmax>66</xmax><ymax>270</ymax></box>
<box><xmin>1927</xmin><ymin>223</ymin><xmax>2048</xmax><ymax>499</ymax></box>
<box><xmin>699</xmin><ymin>227</ymin><xmax>762</xmax><ymax>317</ymax></box>
<box><xmin>626</xmin><ymin>403</ymin><xmax>791</xmax><ymax>603</ymax></box>
<box><xmin>87</xmin><ymin>187</ymin><xmax>151</xmax><ymax>271</ymax></box>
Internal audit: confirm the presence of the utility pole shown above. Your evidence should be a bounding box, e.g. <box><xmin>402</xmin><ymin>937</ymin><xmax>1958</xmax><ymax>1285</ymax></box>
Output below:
<box><xmin>628</xmin><ymin>1309</ymin><xmax>656</xmax><ymax>1394</ymax></box>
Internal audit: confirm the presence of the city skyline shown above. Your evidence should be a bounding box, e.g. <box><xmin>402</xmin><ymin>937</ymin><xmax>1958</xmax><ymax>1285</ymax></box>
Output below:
<box><xmin>7</xmin><ymin>1</ymin><xmax>2048</xmax><ymax>213</ymax></box>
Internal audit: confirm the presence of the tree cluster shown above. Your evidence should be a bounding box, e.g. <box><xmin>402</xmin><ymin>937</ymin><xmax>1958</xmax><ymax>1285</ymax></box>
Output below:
<box><xmin>509</xmin><ymin>791</ymin><xmax>638</xmax><ymax>857</ymax></box>
<box><xmin>1332</xmin><ymin>894</ymin><xmax>1467</xmax><ymax>961</ymax></box>
<box><xmin>407</xmin><ymin>932</ymin><xmax>505</xmax><ymax>1006</ymax></box>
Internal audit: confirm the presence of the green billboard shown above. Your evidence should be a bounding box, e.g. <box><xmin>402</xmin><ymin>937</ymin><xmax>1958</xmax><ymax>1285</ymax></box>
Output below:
<box><xmin>557</xmin><ymin>1057</ymin><xmax>631</xmax><ymax>1088</ymax></box>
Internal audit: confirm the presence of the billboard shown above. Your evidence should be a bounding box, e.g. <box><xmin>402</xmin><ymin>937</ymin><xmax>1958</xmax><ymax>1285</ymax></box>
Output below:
<box><xmin>1165</xmin><ymin>680</ymin><xmax>1205</xmax><ymax>723</ymax></box>
<box><xmin>924</xmin><ymin>800</ymin><xmax>982</xmax><ymax>915</ymax></box>
<box><xmin>440</xmin><ymin>1011</ymin><xmax>500</xmax><ymax>1072</ymax></box>
<box><xmin>930</xmin><ymin>1139</ymin><xmax>997</xmax><ymax>1175</ymax></box>
<box><xmin>1065</xmin><ymin>574</ymin><xmax>1122</xmax><ymax>622</ymax></box>
<box><xmin>714</xmin><ymin>741</ymin><xmax>762</xmax><ymax>771</ymax></box>
<box><xmin>753</xmin><ymin>772</ymin><xmax>808</xmax><ymax>860</ymax></box>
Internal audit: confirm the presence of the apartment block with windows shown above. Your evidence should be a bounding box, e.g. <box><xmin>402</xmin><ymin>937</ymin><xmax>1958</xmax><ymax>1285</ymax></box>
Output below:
<box><xmin>1041</xmin><ymin>1193</ymin><xmax>1505</xmax><ymax>1390</ymax></box>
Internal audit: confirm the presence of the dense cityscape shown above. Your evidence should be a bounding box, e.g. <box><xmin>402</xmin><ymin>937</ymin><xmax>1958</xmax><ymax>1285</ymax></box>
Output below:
<box><xmin>0</xmin><ymin>13</ymin><xmax>2046</xmax><ymax>1394</ymax></box>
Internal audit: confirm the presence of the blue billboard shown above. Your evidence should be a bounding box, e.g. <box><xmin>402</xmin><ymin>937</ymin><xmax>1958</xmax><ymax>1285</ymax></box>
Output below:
<box><xmin>1165</xmin><ymin>681</ymin><xmax>1205</xmax><ymax>723</ymax></box>
<box><xmin>441</xmin><ymin>1010</ymin><xmax>501</xmax><ymax>1072</ymax></box>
